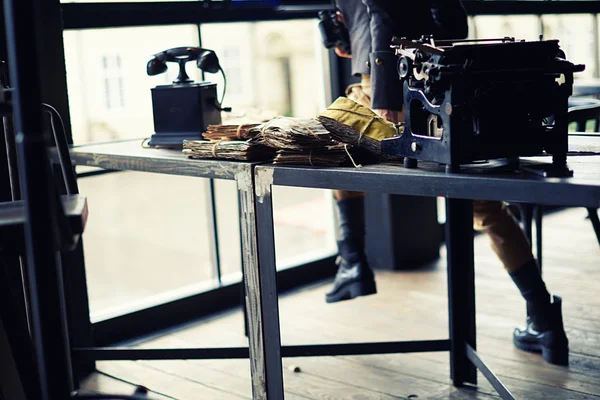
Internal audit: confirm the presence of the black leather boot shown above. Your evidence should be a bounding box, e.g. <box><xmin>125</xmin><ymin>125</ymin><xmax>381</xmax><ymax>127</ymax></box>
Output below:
<box><xmin>326</xmin><ymin>256</ymin><xmax>377</xmax><ymax>303</ymax></box>
<box><xmin>513</xmin><ymin>295</ymin><xmax>569</xmax><ymax>366</ymax></box>
<box><xmin>326</xmin><ymin>197</ymin><xmax>377</xmax><ymax>303</ymax></box>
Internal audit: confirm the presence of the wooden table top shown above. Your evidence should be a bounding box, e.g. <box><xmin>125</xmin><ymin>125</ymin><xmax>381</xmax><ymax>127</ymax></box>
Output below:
<box><xmin>67</xmin><ymin>139</ymin><xmax>257</xmax><ymax>180</ymax></box>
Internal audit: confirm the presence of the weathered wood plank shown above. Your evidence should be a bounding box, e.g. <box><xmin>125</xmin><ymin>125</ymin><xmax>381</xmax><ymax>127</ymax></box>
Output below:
<box><xmin>91</xmin><ymin>208</ymin><xmax>598</xmax><ymax>399</ymax></box>
<box><xmin>237</xmin><ymin>164</ymin><xmax>269</xmax><ymax>399</ymax></box>
<box><xmin>96</xmin><ymin>360</ymin><xmax>245</xmax><ymax>399</ymax></box>
<box><xmin>61</xmin><ymin>140</ymin><xmax>260</xmax><ymax>179</ymax></box>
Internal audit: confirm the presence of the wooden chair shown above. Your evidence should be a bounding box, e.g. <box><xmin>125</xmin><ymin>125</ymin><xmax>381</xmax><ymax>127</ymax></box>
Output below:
<box><xmin>0</xmin><ymin>100</ymin><xmax>90</xmax><ymax>399</ymax></box>
<box><xmin>568</xmin><ymin>97</ymin><xmax>600</xmax><ymax>132</ymax></box>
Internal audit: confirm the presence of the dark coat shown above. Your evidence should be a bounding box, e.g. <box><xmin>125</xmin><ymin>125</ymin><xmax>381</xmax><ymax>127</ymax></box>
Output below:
<box><xmin>336</xmin><ymin>0</ymin><xmax>468</xmax><ymax>110</ymax></box>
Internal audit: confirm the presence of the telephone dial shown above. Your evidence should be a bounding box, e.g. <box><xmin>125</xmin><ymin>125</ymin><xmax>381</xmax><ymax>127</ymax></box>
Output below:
<box><xmin>146</xmin><ymin>47</ymin><xmax>227</xmax><ymax>147</ymax></box>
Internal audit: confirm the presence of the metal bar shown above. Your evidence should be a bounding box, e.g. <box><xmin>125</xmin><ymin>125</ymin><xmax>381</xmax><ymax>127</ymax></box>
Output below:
<box><xmin>238</xmin><ymin>164</ymin><xmax>272</xmax><ymax>399</ymax></box>
<box><xmin>445</xmin><ymin>198</ymin><xmax>477</xmax><ymax>387</ymax></box>
<box><xmin>238</xmin><ymin>191</ymin><xmax>249</xmax><ymax>337</ymax></box>
<box><xmin>75</xmin><ymin>347</ymin><xmax>251</xmax><ymax>360</ymax></box>
<box><xmin>466</xmin><ymin>344</ymin><xmax>516</xmax><ymax>400</ymax></box>
<box><xmin>587</xmin><ymin>207</ymin><xmax>600</xmax><ymax>246</ymax></box>
<box><xmin>534</xmin><ymin>205</ymin><xmax>543</xmax><ymax>271</ymax></box>
<box><xmin>520</xmin><ymin>204</ymin><xmax>533</xmax><ymax>250</ymax></box>
<box><xmin>261</xmin><ymin>165</ymin><xmax>600</xmax><ymax>209</ymax></box>
<box><xmin>44</xmin><ymin>104</ymin><xmax>78</xmax><ymax>195</ymax></box>
<box><xmin>3</xmin><ymin>115</ymin><xmax>20</xmax><ymax>200</ymax></box>
<box><xmin>59</xmin><ymin>1</ymin><xmax>600</xmax><ymax>31</ymax></box>
<box><xmin>280</xmin><ymin>340</ymin><xmax>450</xmax><ymax>357</ymax></box>
<box><xmin>36</xmin><ymin>0</ymin><xmax>74</xmax><ymax>145</ymax></box>
<box><xmin>254</xmin><ymin>167</ymin><xmax>285</xmax><ymax>399</ymax></box>
<box><xmin>76</xmin><ymin>169</ymin><xmax>121</xmax><ymax>179</ymax></box>
<box><xmin>73</xmin><ymin>340</ymin><xmax>450</xmax><ymax>361</ymax></box>
<box><xmin>61</xmin><ymin>2</ymin><xmax>329</xmax><ymax>30</ymax></box>
<box><xmin>4</xmin><ymin>0</ymin><xmax>74</xmax><ymax>398</ymax></box>
<box><xmin>206</xmin><ymin>179</ymin><xmax>222</xmax><ymax>284</ymax></box>
<box><xmin>463</xmin><ymin>1</ymin><xmax>600</xmax><ymax>16</ymax></box>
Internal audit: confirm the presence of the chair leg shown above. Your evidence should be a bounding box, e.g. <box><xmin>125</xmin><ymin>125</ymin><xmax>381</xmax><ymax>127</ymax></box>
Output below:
<box><xmin>534</xmin><ymin>205</ymin><xmax>543</xmax><ymax>272</ymax></box>
<box><xmin>587</xmin><ymin>208</ymin><xmax>600</xmax><ymax>246</ymax></box>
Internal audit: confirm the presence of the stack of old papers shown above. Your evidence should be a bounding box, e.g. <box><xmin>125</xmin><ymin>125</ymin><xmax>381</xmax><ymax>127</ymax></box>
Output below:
<box><xmin>183</xmin><ymin>117</ymin><xmax>373</xmax><ymax>166</ymax></box>
<box><xmin>250</xmin><ymin>117</ymin><xmax>357</xmax><ymax>167</ymax></box>
<box><xmin>182</xmin><ymin>139</ymin><xmax>275</xmax><ymax>161</ymax></box>
<box><xmin>202</xmin><ymin>124</ymin><xmax>260</xmax><ymax>141</ymax></box>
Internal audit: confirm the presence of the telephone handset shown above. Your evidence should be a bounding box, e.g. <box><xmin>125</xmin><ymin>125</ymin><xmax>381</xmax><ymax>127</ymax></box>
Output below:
<box><xmin>146</xmin><ymin>47</ymin><xmax>221</xmax><ymax>84</ymax></box>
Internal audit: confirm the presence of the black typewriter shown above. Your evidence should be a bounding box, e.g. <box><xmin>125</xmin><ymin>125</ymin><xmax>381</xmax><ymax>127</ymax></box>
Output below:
<box><xmin>380</xmin><ymin>36</ymin><xmax>585</xmax><ymax>176</ymax></box>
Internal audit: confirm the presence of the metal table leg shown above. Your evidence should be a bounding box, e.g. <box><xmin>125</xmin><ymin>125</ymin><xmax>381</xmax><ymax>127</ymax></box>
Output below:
<box><xmin>238</xmin><ymin>165</ymin><xmax>284</xmax><ymax>399</ymax></box>
<box><xmin>445</xmin><ymin>198</ymin><xmax>477</xmax><ymax>386</ymax></box>
<box><xmin>253</xmin><ymin>167</ymin><xmax>285</xmax><ymax>399</ymax></box>
<box><xmin>237</xmin><ymin>165</ymin><xmax>268</xmax><ymax>399</ymax></box>
<box><xmin>534</xmin><ymin>205</ymin><xmax>543</xmax><ymax>271</ymax></box>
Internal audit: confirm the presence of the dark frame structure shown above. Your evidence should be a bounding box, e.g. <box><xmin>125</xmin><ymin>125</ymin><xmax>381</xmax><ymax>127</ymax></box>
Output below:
<box><xmin>59</xmin><ymin>1</ymin><xmax>600</xmax><ymax>30</ymax></box>
<box><xmin>2</xmin><ymin>1</ymin><xmax>600</xmax><ymax>398</ymax></box>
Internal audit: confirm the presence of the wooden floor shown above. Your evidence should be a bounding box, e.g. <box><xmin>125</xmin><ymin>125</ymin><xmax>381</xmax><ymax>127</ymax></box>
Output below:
<box><xmin>81</xmin><ymin>208</ymin><xmax>600</xmax><ymax>399</ymax></box>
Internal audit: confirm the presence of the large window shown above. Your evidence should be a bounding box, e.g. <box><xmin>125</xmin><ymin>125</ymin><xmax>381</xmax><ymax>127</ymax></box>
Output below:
<box><xmin>63</xmin><ymin>21</ymin><xmax>336</xmax><ymax>320</ymax></box>
<box><xmin>59</xmin><ymin>2</ymin><xmax>600</xmax><ymax>330</ymax></box>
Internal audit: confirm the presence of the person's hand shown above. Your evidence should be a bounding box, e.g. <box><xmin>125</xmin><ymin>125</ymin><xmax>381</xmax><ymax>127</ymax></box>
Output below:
<box><xmin>334</xmin><ymin>11</ymin><xmax>352</xmax><ymax>59</ymax></box>
<box><xmin>335</xmin><ymin>47</ymin><xmax>352</xmax><ymax>58</ymax></box>
<box><xmin>373</xmin><ymin>109</ymin><xmax>404</xmax><ymax>124</ymax></box>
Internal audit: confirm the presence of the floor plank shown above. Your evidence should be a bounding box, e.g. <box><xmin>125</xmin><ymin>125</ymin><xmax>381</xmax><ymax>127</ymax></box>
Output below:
<box><xmin>78</xmin><ymin>371</ymin><xmax>173</xmax><ymax>399</ymax></box>
<box><xmin>80</xmin><ymin>208</ymin><xmax>600</xmax><ymax>399</ymax></box>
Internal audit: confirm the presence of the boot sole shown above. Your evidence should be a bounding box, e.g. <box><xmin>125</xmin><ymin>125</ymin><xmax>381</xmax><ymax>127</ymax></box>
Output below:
<box><xmin>326</xmin><ymin>280</ymin><xmax>377</xmax><ymax>303</ymax></box>
<box><xmin>513</xmin><ymin>337</ymin><xmax>569</xmax><ymax>366</ymax></box>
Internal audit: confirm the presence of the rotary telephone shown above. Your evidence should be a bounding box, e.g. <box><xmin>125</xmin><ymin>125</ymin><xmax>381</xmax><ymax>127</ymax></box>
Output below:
<box><xmin>145</xmin><ymin>47</ymin><xmax>227</xmax><ymax>147</ymax></box>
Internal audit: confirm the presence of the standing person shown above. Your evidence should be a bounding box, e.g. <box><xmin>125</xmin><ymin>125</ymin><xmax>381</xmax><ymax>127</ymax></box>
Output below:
<box><xmin>324</xmin><ymin>0</ymin><xmax>569</xmax><ymax>366</ymax></box>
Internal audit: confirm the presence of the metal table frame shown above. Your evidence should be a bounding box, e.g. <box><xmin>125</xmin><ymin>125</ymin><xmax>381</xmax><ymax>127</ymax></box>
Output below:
<box><xmin>249</xmin><ymin>157</ymin><xmax>600</xmax><ymax>400</ymax></box>
<box><xmin>55</xmin><ymin>140</ymin><xmax>272</xmax><ymax>397</ymax></box>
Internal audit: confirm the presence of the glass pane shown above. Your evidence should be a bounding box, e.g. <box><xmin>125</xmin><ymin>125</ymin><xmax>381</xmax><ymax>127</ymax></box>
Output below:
<box><xmin>214</xmin><ymin>184</ymin><xmax>337</xmax><ymax>276</ymax></box>
<box><xmin>63</xmin><ymin>25</ymin><xmax>201</xmax><ymax>144</ymax></box>
<box><xmin>273</xmin><ymin>187</ymin><xmax>336</xmax><ymax>268</ymax></box>
<box><xmin>214</xmin><ymin>179</ymin><xmax>243</xmax><ymax>282</ymax></box>
<box><xmin>200</xmin><ymin>20</ymin><xmax>329</xmax><ymax>120</ymax></box>
<box><xmin>473</xmin><ymin>15</ymin><xmax>541</xmax><ymax>41</ymax></box>
<box><xmin>542</xmin><ymin>14</ymin><xmax>597</xmax><ymax>79</ymax></box>
<box><xmin>79</xmin><ymin>172</ymin><xmax>215</xmax><ymax>320</ymax></box>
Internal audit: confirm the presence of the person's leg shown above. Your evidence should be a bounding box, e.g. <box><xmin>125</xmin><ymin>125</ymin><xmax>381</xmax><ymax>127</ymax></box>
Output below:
<box><xmin>326</xmin><ymin>190</ymin><xmax>376</xmax><ymax>303</ymax></box>
<box><xmin>474</xmin><ymin>200</ymin><xmax>568</xmax><ymax>365</ymax></box>
<box><xmin>325</xmin><ymin>77</ymin><xmax>379</xmax><ymax>303</ymax></box>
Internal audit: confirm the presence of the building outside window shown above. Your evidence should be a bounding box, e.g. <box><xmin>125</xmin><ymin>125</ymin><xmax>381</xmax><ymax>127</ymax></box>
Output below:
<box><xmin>102</xmin><ymin>54</ymin><xmax>125</xmax><ymax>110</ymax></box>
